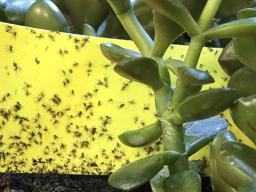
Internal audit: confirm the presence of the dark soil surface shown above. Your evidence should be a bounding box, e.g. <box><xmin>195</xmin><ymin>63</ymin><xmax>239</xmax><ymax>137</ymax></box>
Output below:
<box><xmin>0</xmin><ymin>173</ymin><xmax>212</xmax><ymax>192</ymax></box>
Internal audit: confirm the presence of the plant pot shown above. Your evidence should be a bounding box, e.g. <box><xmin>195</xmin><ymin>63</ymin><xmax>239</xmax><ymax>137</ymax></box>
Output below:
<box><xmin>0</xmin><ymin>21</ymin><xmax>254</xmax><ymax>187</ymax></box>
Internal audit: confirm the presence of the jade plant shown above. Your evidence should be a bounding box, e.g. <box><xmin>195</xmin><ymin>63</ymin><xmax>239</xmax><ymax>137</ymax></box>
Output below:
<box><xmin>100</xmin><ymin>0</ymin><xmax>256</xmax><ymax>191</ymax></box>
<box><xmin>0</xmin><ymin>0</ymin><xmax>254</xmax><ymax>40</ymax></box>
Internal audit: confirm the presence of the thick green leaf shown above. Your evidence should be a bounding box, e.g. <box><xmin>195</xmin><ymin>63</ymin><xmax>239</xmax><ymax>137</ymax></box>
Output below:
<box><xmin>185</xmin><ymin>116</ymin><xmax>228</xmax><ymax>156</ymax></box>
<box><xmin>217</xmin><ymin>0</ymin><xmax>254</xmax><ymax>17</ymax></box>
<box><xmin>118</xmin><ymin>120</ymin><xmax>162</xmax><ymax>147</ymax></box>
<box><xmin>143</xmin><ymin>0</ymin><xmax>200</xmax><ymax>36</ymax></box>
<box><xmin>203</xmin><ymin>18</ymin><xmax>256</xmax><ymax>40</ymax></box>
<box><xmin>233</xmin><ymin>36</ymin><xmax>256</xmax><ymax>72</ymax></box>
<box><xmin>218</xmin><ymin>41</ymin><xmax>244</xmax><ymax>76</ymax></box>
<box><xmin>149</xmin><ymin>0</ymin><xmax>206</xmax><ymax>55</ymax></box>
<box><xmin>154</xmin><ymin>85</ymin><xmax>173</xmax><ymax>115</ymax></box>
<box><xmin>167</xmin><ymin>79</ymin><xmax>202</xmax><ymax>113</ymax></box>
<box><xmin>165</xmin><ymin>58</ymin><xmax>184</xmax><ymax>75</ymax></box>
<box><xmin>150</xmin><ymin>166</ymin><xmax>169</xmax><ymax>192</ymax></box>
<box><xmin>164</xmin><ymin>170</ymin><xmax>201</xmax><ymax>192</ymax></box>
<box><xmin>100</xmin><ymin>43</ymin><xmax>141</xmax><ymax>63</ymax></box>
<box><xmin>210</xmin><ymin>131</ymin><xmax>237</xmax><ymax>192</ymax></box>
<box><xmin>82</xmin><ymin>24</ymin><xmax>96</xmax><ymax>36</ymax></box>
<box><xmin>232</xmin><ymin>8</ymin><xmax>256</xmax><ymax>73</ymax></box>
<box><xmin>108</xmin><ymin>151</ymin><xmax>180</xmax><ymax>191</ymax></box>
<box><xmin>218</xmin><ymin>142</ymin><xmax>256</xmax><ymax>188</ymax></box>
<box><xmin>25</xmin><ymin>0</ymin><xmax>70</xmax><ymax>32</ymax></box>
<box><xmin>238</xmin><ymin>182</ymin><xmax>256</xmax><ymax>192</ymax></box>
<box><xmin>237</xmin><ymin>8</ymin><xmax>256</xmax><ymax>19</ymax></box>
<box><xmin>97</xmin><ymin>13</ymin><xmax>128</xmax><ymax>39</ymax></box>
<box><xmin>177</xmin><ymin>88</ymin><xmax>238</xmax><ymax>122</ymax></box>
<box><xmin>230</xmin><ymin>95</ymin><xmax>256</xmax><ymax>144</ymax></box>
<box><xmin>64</xmin><ymin>0</ymin><xmax>107</xmax><ymax>32</ymax></box>
<box><xmin>228</xmin><ymin>67</ymin><xmax>256</xmax><ymax>97</ymax></box>
<box><xmin>177</xmin><ymin>66</ymin><xmax>214</xmax><ymax>86</ymax></box>
<box><xmin>152</xmin><ymin>11</ymin><xmax>183</xmax><ymax>57</ymax></box>
<box><xmin>114</xmin><ymin>57</ymin><xmax>164</xmax><ymax>90</ymax></box>
<box><xmin>5</xmin><ymin>0</ymin><xmax>35</xmax><ymax>24</ymax></box>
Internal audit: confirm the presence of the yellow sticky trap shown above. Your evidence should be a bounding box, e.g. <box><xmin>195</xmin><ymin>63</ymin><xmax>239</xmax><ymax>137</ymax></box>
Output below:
<box><xmin>0</xmin><ymin>22</ymin><xmax>253</xmax><ymax>175</ymax></box>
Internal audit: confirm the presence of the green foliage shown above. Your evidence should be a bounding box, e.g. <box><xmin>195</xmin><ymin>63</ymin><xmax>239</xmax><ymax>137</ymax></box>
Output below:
<box><xmin>4</xmin><ymin>0</ymin><xmax>35</xmax><ymax>24</ymax></box>
<box><xmin>100</xmin><ymin>43</ymin><xmax>141</xmax><ymax>63</ymax></box>
<box><xmin>164</xmin><ymin>170</ymin><xmax>201</xmax><ymax>192</ymax></box>
<box><xmin>231</xmin><ymin>96</ymin><xmax>256</xmax><ymax>144</ymax></box>
<box><xmin>25</xmin><ymin>0</ymin><xmax>70</xmax><ymax>32</ymax></box>
<box><xmin>218</xmin><ymin>41</ymin><xmax>243</xmax><ymax>76</ymax></box>
<box><xmin>97</xmin><ymin>0</ymin><xmax>256</xmax><ymax>191</ymax></box>
<box><xmin>203</xmin><ymin>18</ymin><xmax>256</xmax><ymax>40</ymax></box>
<box><xmin>218</xmin><ymin>142</ymin><xmax>256</xmax><ymax>188</ymax></box>
<box><xmin>114</xmin><ymin>57</ymin><xmax>164</xmax><ymax>90</ymax></box>
<box><xmin>143</xmin><ymin>0</ymin><xmax>200</xmax><ymax>36</ymax></box>
<box><xmin>177</xmin><ymin>88</ymin><xmax>238</xmax><ymax>122</ymax></box>
<box><xmin>185</xmin><ymin>116</ymin><xmax>228</xmax><ymax>156</ymax></box>
<box><xmin>210</xmin><ymin>131</ymin><xmax>237</xmax><ymax>192</ymax></box>
<box><xmin>177</xmin><ymin>66</ymin><xmax>214</xmax><ymax>86</ymax></box>
<box><xmin>108</xmin><ymin>151</ymin><xmax>180</xmax><ymax>191</ymax></box>
<box><xmin>118</xmin><ymin>120</ymin><xmax>162</xmax><ymax>147</ymax></box>
<box><xmin>82</xmin><ymin>24</ymin><xmax>96</xmax><ymax>36</ymax></box>
<box><xmin>228</xmin><ymin>67</ymin><xmax>256</xmax><ymax>97</ymax></box>
<box><xmin>238</xmin><ymin>182</ymin><xmax>256</xmax><ymax>192</ymax></box>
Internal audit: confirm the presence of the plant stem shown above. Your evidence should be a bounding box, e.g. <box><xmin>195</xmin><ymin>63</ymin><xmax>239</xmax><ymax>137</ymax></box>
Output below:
<box><xmin>161</xmin><ymin>120</ymin><xmax>186</xmax><ymax>173</ymax></box>
<box><xmin>198</xmin><ymin>0</ymin><xmax>223</xmax><ymax>32</ymax></box>
<box><xmin>184</xmin><ymin>36</ymin><xmax>205</xmax><ymax>68</ymax></box>
<box><xmin>161</xmin><ymin>0</ymin><xmax>223</xmax><ymax>176</ymax></box>
<box><xmin>116</xmin><ymin>9</ymin><xmax>153</xmax><ymax>56</ymax></box>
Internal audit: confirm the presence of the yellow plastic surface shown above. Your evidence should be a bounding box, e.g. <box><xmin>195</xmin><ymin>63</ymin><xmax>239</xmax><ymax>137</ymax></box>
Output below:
<box><xmin>0</xmin><ymin>22</ymin><xmax>254</xmax><ymax>175</ymax></box>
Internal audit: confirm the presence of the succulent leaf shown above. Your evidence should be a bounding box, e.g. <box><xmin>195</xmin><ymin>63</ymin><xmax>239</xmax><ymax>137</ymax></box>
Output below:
<box><xmin>82</xmin><ymin>24</ymin><xmax>96</xmax><ymax>36</ymax></box>
<box><xmin>143</xmin><ymin>0</ymin><xmax>200</xmax><ymax>36</ymax></box>
<box><xmin>118</xmin><ymin>120</ymin><xmax>162</xmax><ymax>147</ymax></box>
<box><xmin>4</xmin><ymin>0</ymin><xmax>35</xmax><ymax>24</ymax></box>
<box><xmin>238</xmin><ymin>181</ymin><xmax>256</xmax><ymax>192</ymax></box>
<box><xmin>164</xmin><ymin>170</ymin><xmax>201</xmax><ymax>192</ymax></box>
<box><xmin>108</xmin><ymin>151</ymin><xmax>180</xmax><ymax>191</ymax></box>
<box><xmin>114</xmin><ymin>57</ymin><xmax>164</xmax><ymax>90</ymax></box>
<box><xmin>228</xmin><ymin>67</ymin><xmax>256</xmax><ymax>97</ymax></box>
<box><xmin>177</xmin><ymin>66</ymin><xmax>215</xmax><ymax>86</ymax></box>
<box><xmin>237</xmin><ymin>8</ymin><xmax>256</xmax><ymax>19</ymax></box>
<box><xmin>218</xmin><ymin>41</ymin><xmax>244</xmax><ymax>76</ymax></box>
<box><xmin>233</xmin><ymin>36</ymin><xmax>256</xmax><ymax>72</ymax></box>
<box><xmin>100</xmin><ymin>43</ymin><xmax>141</xmax><ymax>63</ymax></box>
<box><xmin>97</xmin><ymin>13</ymin><xmax>129</xmax><ymax>39</ymax></box>
<box><xmin>154</xmin><ymin>85</ymin><xmax>173</xmax><ymax>115</ymax></box>
<box><xmin>230</xmin><ymin>95</ymin><xmax>256</xmax><ymax>144</ymax></box>
<box><xmin>185</xmin><ymin>116</ymin><xmax>228</xmax><ymax>156</ymax></box>
<box><xmin>25</xmin><ymin>0</ymin><xmax>70</xmax><ymax>32</ymax></box>
<box><xmin>165</xmin><ymin>58</ymin><xmax>184</xmax><ymax>75</ymax></box>
<box><xmin>203</xmin><ymin>18</ymin><xmax>256</xmax><ymax>40</ymax></box>
<box><xmin>210</xmin><ymin>131</ymin><xmax>237</xmax><ymax>192</ymax></box>
<box><xmin>218</xmin><ymin>141</ymin><xmax>256</xmax><ymax>188</ymax></box>
<box><xmin>150</xmin><ymin>167</ymin><xmax>169</xmax><ymax>192</ymax></box>
<box><xmin>64</xmin><ymin>0</ymin><xmax>107</xmax><ymax>32</ymax></box>
<box><xmin>177</xmin><ymin>88</ymin><xmax>238</xmax><ymax>122</ymax></box>
<box><xmin>217</xmin><ymin>0</ymin><xmax>254</xmax><ymax>17</ymax></box>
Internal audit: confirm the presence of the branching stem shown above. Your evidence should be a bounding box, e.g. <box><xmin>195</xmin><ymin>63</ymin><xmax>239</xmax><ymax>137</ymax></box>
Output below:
<box><xmin>116</xmin><ymin>9</ymin><xmax>153</xmax><ymax>56</ymax></box>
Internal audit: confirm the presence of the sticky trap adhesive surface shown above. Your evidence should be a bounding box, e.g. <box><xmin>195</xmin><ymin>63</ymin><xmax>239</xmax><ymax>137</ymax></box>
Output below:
<box><xmin>0</xmin><ymin>22</ymin><xmax>253</xmax><ymax>175</ymax></box>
